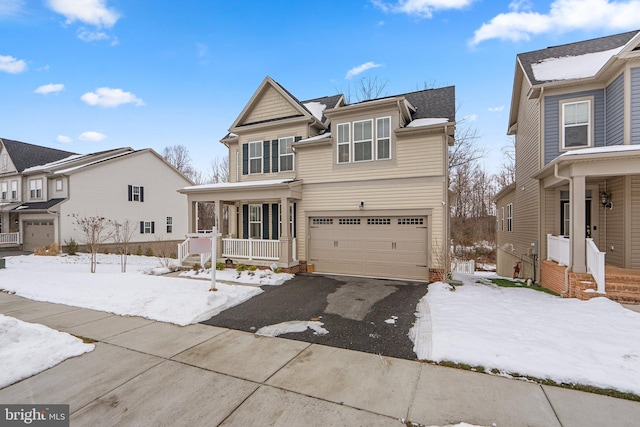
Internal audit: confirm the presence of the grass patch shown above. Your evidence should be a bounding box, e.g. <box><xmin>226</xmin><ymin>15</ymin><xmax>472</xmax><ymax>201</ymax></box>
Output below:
<box><xmin>490</xmin><ymin>278</ymin><xmax>559</xmax><ymax>296</ymax></box>
<box><xmin>72</xmin><ymin>335</ymin><xmax>97</xmax><ymax>344</ymax></box>
<box><xmin>423</xmin><ymin>360</ymin><xmax>640</xmax><ymax>402</ymax></box>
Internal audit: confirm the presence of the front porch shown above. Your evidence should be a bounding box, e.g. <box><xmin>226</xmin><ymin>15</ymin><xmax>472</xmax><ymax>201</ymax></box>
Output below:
<box><xmin>0</xmin><ymin>232</ymin><xmax>20</xmax><ymax>249</ymax></box>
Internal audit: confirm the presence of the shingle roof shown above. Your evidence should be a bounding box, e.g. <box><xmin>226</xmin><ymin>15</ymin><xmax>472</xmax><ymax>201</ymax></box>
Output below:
<box><xmin>518</xmin><ymin>30</ymin><xmax>639</xmax><ymax>85</ymax></box>
<box><xmin>403</xmin><ymin>86</ymin><xmax>456</xmax><ymax>122</ymax></box>
<box><xmin>1</xmin><ymin>138</ymin><xmax>77</xmax><ymax>172</ymax></box>
<box><xmin>14</xmin><ymin>198</ymin><xmax>66</xmax><ymax>211</ymax></box>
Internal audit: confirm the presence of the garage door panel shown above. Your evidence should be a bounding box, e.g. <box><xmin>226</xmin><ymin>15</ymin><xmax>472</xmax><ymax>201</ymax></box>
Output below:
<box><xmin>23</xmin><ymin>220</ymin><xmax>55</xmax><ymax>251</ymax></box>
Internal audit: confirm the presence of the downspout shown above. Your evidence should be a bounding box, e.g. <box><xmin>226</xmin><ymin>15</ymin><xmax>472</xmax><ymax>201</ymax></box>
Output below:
<box><xmin>554</xmin><ymin>163</ymin><xmax>572</xmax><ymax>297</ymax></box>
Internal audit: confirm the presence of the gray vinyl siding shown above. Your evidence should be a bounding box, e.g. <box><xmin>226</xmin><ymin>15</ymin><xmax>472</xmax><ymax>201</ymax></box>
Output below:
<box><xmin>605</xmin><ymin>72</ymin><xmax>624</xmax><ymax>146</ymax></box>
<box><xmin>544</xmin><ymin>89</ymin><xmax>605</xmax><ymax>165</ymax></box>
<box><xmin>603</xmin><ymin>176</ymin><xmax>625</xmax><ymax>267</ymax></box>
<box><xmin>632</xmin><ymin>67</ymin><xmax>640</xmax><ymax>145</ymax></box>
<box><xmin>631</xmin><ymin>176</ymin><xmax>640</xmax><ymax>268</ymax></box>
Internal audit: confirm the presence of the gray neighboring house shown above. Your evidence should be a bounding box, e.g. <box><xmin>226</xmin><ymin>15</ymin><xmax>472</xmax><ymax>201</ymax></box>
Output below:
<box><xmin>0</xmin><ymin>138</ymin><xmax>193</xmax><ymax>251</ymax></box>
<box><xmin>495</xmin><ymin>30</ymin><xmax>640</xmax><ymax>303</ymax></box>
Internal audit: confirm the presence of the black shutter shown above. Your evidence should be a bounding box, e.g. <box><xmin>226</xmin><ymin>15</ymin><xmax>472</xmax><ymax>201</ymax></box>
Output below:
<box><xmin>271</xmin><ymin>204</ymin><xmax>279</xmax><ymax>240</ymax></box>
<box><xmin>263</xmin><ymin>141</ymin><xmax>270</xmax><ymax>173</ymax></box>
<box><xmin>293</xmin><ymin>203</ymin><xmax>297</xmax><ymax>238</ymax></box>
<box><xmin>242</xmin><ymin>204</ymin><xmax>249</xmax><ymax>239</ymax></box>
<box><xmin>262</xmin><ymin>204</ymin><xmax>269</xmax><ymax>239</ymax></box>
<box><xmin>128</xmin><ymin>185</ymin><xmax>133</xmax><ymax>201</ymax></box>
<box><xmin>271</xmin><ymin>140</ymin><xmax>279</xmax><ymax>173</ymax></box>
<box><xmin>242</xmin><ymin>144</ymin><xmax>248</xmax><ymax>175</ymax></box>
<box><xmin>294</xmin><ymin>136</ymin><xmax>302</xmax><ymax>142</ymax></box>
<box><xmin>140</xmin><ymin>186</ymin><xmax>144</xmax><ymax>202</ymax></box>
<box><xmin>140</xmin><ymin>221</ymin><xmax>144</xmax><ymax>234</ymax></box>
<box><xmin>151</xmin><ymin>221</ymin><xmax>155</xmax><ymax>233</ymax></box>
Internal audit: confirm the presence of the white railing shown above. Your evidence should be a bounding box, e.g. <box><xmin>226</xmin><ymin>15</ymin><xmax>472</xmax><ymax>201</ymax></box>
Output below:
<box><xmin>547</xmin><ymin>234</ymin><xmax>570</xmax><ymax>266</ymax></box>
<box><xmin>177</xmin><ymin>239</ymin><xmax>189</xmax><ymax>265</ymax></box>
<box><xmin>451</xmin><ymin>259</ymin><xmax>475</xmax><ymax>274</ymax></box>
<box><xmin>0</xmin><ymin>232</ymin><xmax>19</xmax><ymax>245</ymax></box>
<box><xmin>586</xmin><ymin>238</ymin><xmax>606</xmax><ymax>294</ymax></box>
<box><xmin>222</xmin><ymin>238</ymin><xmax>280</xmax><ymax>261</ymax></box>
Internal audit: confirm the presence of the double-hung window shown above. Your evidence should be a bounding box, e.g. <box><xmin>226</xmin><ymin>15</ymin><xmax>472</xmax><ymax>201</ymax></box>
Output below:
<box><xmin>376</xmin><ymin>117</ymin><xmax>391</xmax><ymax>160</ymax></box>
<box><xmin>507</xmin><ymin>203</ymin><xmax>513</xmax><ymax>232</ymax></box>
<box><xmin>166</xmin><ymin>216</ymin><xmax>173</xmax><ymax>233</ymax></box>
<box><xmin>337</xmin><ymin>123</ymin><xmax>350</xmax><ymax>163</ymax></box>
<box><xmin>249</xmin><ymin>141</ymin><xmax>263</xmax><ymax>174</ymax></box>
<box><xmin>1</xmin><ymin>182</ymin><xmax>7</xmax><ymax>201</ymax></box>
<box><xmin>10</xmin><ymin>180</ymin><xmax>17</xmax><ymax>200</ymax></box>
<box><xmin>249</xmin><ymin>204</ymin><xmax>262</xmax><ymax>239</ymax></box>
<box><xmin>562</xmin><ymin>100</ymin><xmax>591</xmax><ymax>149</ymax></box>
<box><xmin>29</xmin><ymin>179</ymin><xmax>42</xmax><ymax>199</ymax></box>
<box><xmin>353</xmin><ymin>120</ymin><xmax>373</xmax><ymax>162</ymax></box>
<box><xmin>501</xmin><ymin>207</ymin><xmax>505</xmax><ymax>232</ymax></box>
<box><xmin>279</xmin><ymin>137</ymin><xmax>294</xmax><ymax>171</ymax></box>
<box><xmin>132</xmin><ymin>185</ymin><xmax>141</xmax><ymax>201</ymax></box>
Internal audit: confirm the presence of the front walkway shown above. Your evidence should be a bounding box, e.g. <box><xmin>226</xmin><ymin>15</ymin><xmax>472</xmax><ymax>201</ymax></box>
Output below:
<box><xmin>1</xmin><ymin>293</ymin><xmax>640</xmax><ymax>426</ymax></box>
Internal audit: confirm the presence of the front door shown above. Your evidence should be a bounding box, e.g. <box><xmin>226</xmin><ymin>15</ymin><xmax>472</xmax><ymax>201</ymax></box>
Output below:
<box><xmin>559</xmin><ymin>200</ymin><xmax>592</xmax><ymax>238</ymax></box>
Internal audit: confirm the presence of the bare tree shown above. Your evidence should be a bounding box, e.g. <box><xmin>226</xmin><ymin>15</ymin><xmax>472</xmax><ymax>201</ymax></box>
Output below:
<box><xmin>494</xmin><ymin>136</ymin><xmax>516</xmax><ymax>189</ymax></box>
<box><xmin>209</xmin><ymin>156</ymin><xmax>229</xmax><ymax>183</ymax></box>
<box><xmin>339</xmin><ymin>76</ymin><xmax>389</xmax><ymax>103</ymax></box>
<box><xmin>163</xmin><ymin>145</ymin><xmax>196</xmax><ymax>180</ymax></box>
<box><xmin>112</xmin><ymin>220</ymin><xmax>137</xmax><ymax>272</ymax></box>
<box><xmin>72</xmin><ymin>215</ymin><xmax>114</xmax><ymax>273</ymax></box>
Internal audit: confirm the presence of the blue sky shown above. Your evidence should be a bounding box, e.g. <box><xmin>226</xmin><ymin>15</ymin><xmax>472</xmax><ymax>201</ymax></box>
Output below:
<box><xmin>3</xmin><ymin>0</ymin><xmax>640</xmax><ymax>176</ymax></box>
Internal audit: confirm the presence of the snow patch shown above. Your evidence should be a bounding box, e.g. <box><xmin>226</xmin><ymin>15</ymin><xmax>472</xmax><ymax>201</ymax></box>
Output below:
<box><xmin>406</xmin><ymin>118</ymin><xmax>449</xmax><ymax>128</ymax></box>
<box><xmin>255</xmin><ymin>320</ymin><xmax>328</xmax><ymax>337</ymax></box>
<box><xmin>180</xmin><ymin>268</ymin><xmax>294</xmax><ymax>286</ymax></box>
<box><xmin>531</xmin><ymin>47</ymin><xmax>622</xmax><ymax>82</ymax></box>
<box><xmin>384</xmin><ymin>315</ymin><xmax>398</xmax><ymax>324</ymax></box>
<box><xmin>303</xmin><ymin>101</ymin><xmax>326</xmax><ymax>121</ymax></box>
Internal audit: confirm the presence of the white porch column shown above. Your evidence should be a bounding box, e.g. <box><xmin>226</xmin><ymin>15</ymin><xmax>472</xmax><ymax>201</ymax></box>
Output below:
<box><xmin>572</xmin><ymin>175</ymin><xmax>586</xmax><ymax>274</ymax></box>
<box><xmin>187</xmin><ymin>201</ymin><xmax>197</xmax><ymax>234</ymax></box>
<box><xmin>279</xmin><ymin>197</ymin><xmax>292</xmax><ymax>265</ymax></box>
<box><xmin>214</xmin><ymin>199</ymin><xmax>224</xmax><ymax>262</ymax></box>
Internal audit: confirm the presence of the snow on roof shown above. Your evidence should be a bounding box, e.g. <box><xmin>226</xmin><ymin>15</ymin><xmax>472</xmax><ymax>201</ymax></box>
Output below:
<box><xmin>302</xmin><ymin>101</ymin><xmax>326</xmax><ymax>121</ymax></box>
<box><xmin>182</xmin><ymin>178</ymin><xmax>296</xmax><ymax>191</ymax></box>
<box><xmin>559</xmin><ymin>145</ymin><xmax>640</xmax><ymax>157</ymax></box>
<box><xmin>296</xmin><ymin>133</ymin><xmax>331</xmax><ymax>143</ymax></box>
<box><xmin>406</xmin><ymin>118</ymin><xmax>449</xmax><ymax>128</ymax></box>
<box><xmin>531</xmin><ymin>46</ymin><xmax>622</xmax><ymax>82</ymax></box>
<box><xmin>22</xmin><ymin>154</ymin><xmax>86</xmax><ymax>173</ymax></box>
<box><xmin>53</xmin><ymin>151</ymin><xmax>132</xmax><ymax>175</ymax></box>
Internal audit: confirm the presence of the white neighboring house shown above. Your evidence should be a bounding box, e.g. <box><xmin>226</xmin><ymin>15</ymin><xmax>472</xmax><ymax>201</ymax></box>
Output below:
<box><xmin>0</xmin><ymin>138</ymin><xmax>193</xmax><ymax>251</ymax></box>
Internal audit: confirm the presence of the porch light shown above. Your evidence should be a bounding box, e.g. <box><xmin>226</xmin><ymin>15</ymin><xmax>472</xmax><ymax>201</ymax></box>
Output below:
<box><xmin>600</xmin><ymin>192</ymin><xmax>613</xmax><ymax>210</ymax></box>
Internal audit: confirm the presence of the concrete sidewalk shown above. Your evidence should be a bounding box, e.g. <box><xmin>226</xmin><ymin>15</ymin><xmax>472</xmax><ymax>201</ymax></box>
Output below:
<box><xmin>1</xmin><ymin>293</ymin><xmax>640</xmax><ymax>426</ymax></box>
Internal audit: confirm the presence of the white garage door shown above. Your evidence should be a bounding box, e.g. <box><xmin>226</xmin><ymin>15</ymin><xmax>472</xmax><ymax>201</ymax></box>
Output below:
<box><xmin>23</xmin><ymin>220</ymin><xmax>54</xmax><ymax>251</ymax></box>
<box><xmin>308</xmin><ymin>216</ymin><xmax>428</xmax><ymax>281</ymax></box>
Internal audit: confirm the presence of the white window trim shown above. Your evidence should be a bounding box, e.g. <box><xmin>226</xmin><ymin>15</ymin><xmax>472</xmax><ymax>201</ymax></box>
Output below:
<box><xmin>1</xmin><ymin>154</ymin><xmax>7</xmax><ymax>171</ymax></box>
<box><xmin>248</xmin><ymin>141</ymin><xmax>263</xmax><ymax>174</ymax></box>
<box><xmin>1</xmin><ymin>182</ymin><xmax>7</xmax><ymax>201</ymax></box>
<box><xmin>501</xmin><ymin>206</ymin><xmax>505</xmax><ymax>232</ymax></box>
<box><xmin>166</xmin><ymin>216</ymin><xmax>173</xmax><ymax>233</ymax></box>
<box><xmin>337</xmin><ymin>123</ymin><xmax>351</xmax><ymax>164</ymax></box>
<box><xmin>279</xmin><ymin>136</ymin><xmax>295</xmax><ymax>172</ymax></box>
<box><xmin>132</xmin><ymin>185</ymin><xmax>141</xmax><ymax>202</ymax></box>
<box><xmin>507</xmin><ymin>203</ymin><xmax>513</xmax><ymax>232</ymax></box>
<box><xmin>278</xmin><ymin>204</ymin><xmax>294</xmax><ymax>237</ymax></box>
<box><xmin>353</xmin><ymin>119</ymin><xmax>374</xmax><ymax>163</ymax></box>
<box><xmin>560</xmin><ymin>98</ymin><xmax>592</xmax><ymax>150</ymax></box>
<box><xmin>375</xmin><ymin>116</ymin><xmax>392</xmax><ymax>160</ymax></box>
<box><xmin>249</xmin><ymin>204</ymin><xmax>262</xmax><ymax>239</ymax></box>
<box><xmin>10</xmin><ymin>180</ymin><xmax>17</xmax><ymax>200</ymax></box>
<box><xmin>55</xmin><ymin>179</ymin><xmax>63</xmax><ymax>191</ymax></box>
<box><xmin>143</xmin><ymin>221</ymin><xmax>153</xmax><ymax>234</ymax></box>
<box><xmin>29</xmin><ymin>179</ymin><xmax>43</xmax><ymax>200</ymax></box>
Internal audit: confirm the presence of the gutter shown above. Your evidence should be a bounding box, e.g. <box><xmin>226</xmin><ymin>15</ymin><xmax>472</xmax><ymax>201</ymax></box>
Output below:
<box><xmin>554</xmin><ymin>163</ymin><xmax>572</xmax><ymax>297</ymax></box>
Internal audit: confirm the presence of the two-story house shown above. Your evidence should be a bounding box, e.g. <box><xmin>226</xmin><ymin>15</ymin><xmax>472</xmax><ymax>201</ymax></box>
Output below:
<box><xmin>0</xmin><ymin>138</ymin><xmax>193</xmax><ymax>251</ymax></box>
<box><xmin>496</xmin><ymin>30</ymin><xmax>640</xmax><ymax>302</ymax></box>
<box><xmin>179</xmin><ymin>76</ymin><xmax>455</xmax><ymax>281</ymax></box>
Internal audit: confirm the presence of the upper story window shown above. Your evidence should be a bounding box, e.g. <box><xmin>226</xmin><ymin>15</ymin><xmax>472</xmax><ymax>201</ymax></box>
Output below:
<box><xmin>166</xmin><ymin>216</ymin><xmax>173</xmax><ymax>233</ymax></box>
<box><xmin>1</xmin><ymin>154</ymin><xmax>7</xmax><ymax>171</ymax></box>
<box><xmin>279</xmin><ymin>137</ymin><xmax>294</xmax><ymax>172</ymax></box>
<box><xmin>353</xmin><ymin>120</ymin><xmax>373</xmax><ymax>162</ymax></box>
<box><xmin>128</xmin><ymin>185</ymin><xmax>144</xmax><ymax>202</ymax></box>
<box><xmin>29</xmin><ymin>179</ymin><xmax>43</xmax><ymax>199</ymax></box>
<box><xmin>1</xmin><ymin>182</ymin><xmax>7</xmax><ymax>201</ymax></box>
<box><xmin>562</xmin><ymin>100</ymin><xmax>591</xmax><ymax>149</ymax></box>
<box><xmin>507</xmin><ymin>203</ymin><xmax>513</xmax><ymax>232</ymax></box>
<box><xmin>337</xmin><ymin>116</ymin><xmax>392</xmax><ymax>164</ymax></box>
<box><xmin>55</xmin><ymin>179</ymin><xmax>63</xmax><ymax>191</ymax></box>
<box><xmin>376</xmin><ymin>117</ymin><xmax>391</xmax><ymax>160</ymax></box>
<box><xmin>11</xmin><ymin>180</ymin><xmax>17</xmax><ymax>200</ymax></box>
<box><xmin>337</xmin><ymin>123</ymin><xmax>350</xmax><ymax>163</ymax></box>
<box><xmin>249</xmin><ymin>141</ymin><xmax>263</xmax><ymax>174</ymax></box>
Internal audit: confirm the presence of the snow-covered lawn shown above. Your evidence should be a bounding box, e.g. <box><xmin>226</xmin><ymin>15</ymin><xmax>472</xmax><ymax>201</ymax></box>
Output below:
<box><xmin>410</xmin><ymin>273</ymin><xmax>640</xmax><ymax>396</ymax></box>
<box><xmin>0</xmin><ymin>253</ymin><xmax>287</xmax><ymax>326</ymax></box>
<box><xmin>0</xmin><ymin>314</ymin><xmax>94</xmax><ymax>388</ymax></box>
<box><xmin>180</xmin><ymin>267</ymin><xmax>294</xmax><ymax>286</ymax></box>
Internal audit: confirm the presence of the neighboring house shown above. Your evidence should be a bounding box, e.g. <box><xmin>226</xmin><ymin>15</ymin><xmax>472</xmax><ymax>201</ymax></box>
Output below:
<box><xmin>179</xmin><ymin>76</ymin><xmax>455</xmax><ymax>281</ymax></box>
<box><xmin>496</xmin><ymin>30</ymin><xmax>640</xmax><ymax>302</ymax></box>
<box><xmin>0</xmin><ymin>138</ymin><xmax>193</xmax><ymax>251</ymax></box>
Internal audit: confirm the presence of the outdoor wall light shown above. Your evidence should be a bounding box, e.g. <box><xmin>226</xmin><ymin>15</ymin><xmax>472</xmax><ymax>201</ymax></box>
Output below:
<box><xmin>359</xmin><ymin>200</ymin><xmax>365</xmax><ymax>210</ymax></box>
<box><xmin>600</xmin><ymin>191</ymin><xmax>613</xmax><ymax>210</ymax></box>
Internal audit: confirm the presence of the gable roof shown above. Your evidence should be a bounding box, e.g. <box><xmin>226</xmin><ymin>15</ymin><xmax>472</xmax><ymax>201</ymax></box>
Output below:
<box><xmin>1</xmin><ymin>138</ymin><xmax>77</xmax><ymax>173</ymax></box>
<box><xmin>518</xmin><ymin>30</ymin><xmax>640</xmax><ymax>86</ymax></box>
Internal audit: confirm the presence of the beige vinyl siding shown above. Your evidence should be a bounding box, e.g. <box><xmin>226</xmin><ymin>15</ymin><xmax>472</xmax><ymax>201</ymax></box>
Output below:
<box><xmin>58</xmin><ymin>151</ymin><xmax>190</xmax><ymax>244</ymax></box>
<box><xmin>243</xmin><ymin>86</ymin><xmax>300</xmax><ymax>124</ymax></box>
<box><xmin>603</xmin><ymin>176</ymin><xmax>625</xmax><ymax>267</ymax></box>
<box><xmin>631</xmin><ymin>176</ymin><xmax>640</xmax><ymax>268</ymax></box>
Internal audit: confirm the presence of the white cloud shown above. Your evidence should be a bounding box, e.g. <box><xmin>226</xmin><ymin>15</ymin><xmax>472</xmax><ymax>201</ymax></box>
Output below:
<box><xmin>34</xmin><ymin>83</ymin><xmax>65</xmax><ymax>95</ymax></box>
<box><xmin>56</xmin><ymin>135</ymin><xmax>72</xmax><ymax>143</ymax></box>
<box><xmin>79</xmin><ymin>131</ymin><xmax>106</xmax><ymax>142</ymax></box>
<box><xmin>346</xmin><ymin>62</ymin><xmax>382</xmax><ymax>79</ymax></box>
<box><xmin>0</xmin><ymin>55</ymin><xmax>27</xmax><ymax>73</ymax></box>
<box><xmin>47</xmin><ymin>0</ymin><xmax>119</xmax><ymax>28</ymax></box>
<box><xmin>0</xmin><ymin>0</ymin><xmax>24</xmax><ymax>17</ymax></box>
<box><xmin>471</xmin><ymin>0</ymin><xmax>640</xmax><ymax>45</ymax></box>
<box><xmin>81</xmin><ymin>87</ymin><xmax>145</xmax><ymax>108</ymax></box>
<box><xmin>372</xmin><ymin>0</ymin><xmax>475</xmax><ymax>18</ymax></box>
<box><xmin>464</xmin><ymin>114</ymin><xmax>478</xmax><ymax>121</ymax></box>
<box><xmin>488</xmin><ymin>105</ymin><xmax>505</xmax><ymax>112</ymax></box>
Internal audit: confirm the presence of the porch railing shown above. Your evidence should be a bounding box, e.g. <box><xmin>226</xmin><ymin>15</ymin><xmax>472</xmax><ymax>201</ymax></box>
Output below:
<box><xmin>177</xmin><ymin>234</ymin><xmax>213</xmax><ymax>267</ymax></box>
<box><xmin>547</xmin><ymin>234</ymin><xmax>570</xmax><ymax>266</ymax></box>
<box><xmin>0</xmin><ymin>232</ymin><xmax>19</xmax><ymax>245</ymax></box>
<box><xmin>586</xmin><ymin>238</ymin><xmax>606</xmax><ymax>294</ymax></box>
<box><xmin>222</xmin><ymin>238</ymin><xmax>280</xmax><ymax>261</ymax></box>
<box><xmin>451</xmin><ymin>259</ymin><xmax>475</xmax><ymax>274</ymax></box>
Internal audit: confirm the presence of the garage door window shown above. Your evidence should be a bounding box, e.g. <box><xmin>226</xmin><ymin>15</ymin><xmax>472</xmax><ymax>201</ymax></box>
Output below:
<box><xmin>367</xmin><ymin>218</ymin><xmax>390</xmax><ymax>225</ymax></box>
<box><xmin>339</xmin><ymin>218</ymin><xmax>360</xmax><ymax>225</ymax></box>
<box><xmin>398</xmin><ymin>218</ymin><xmax>424</xmax><ymax>225</ymax></box>
<box><xmin>312</xmin><ymin>218</ymin><xmax>333</xmax><ymax>225</ymax></box>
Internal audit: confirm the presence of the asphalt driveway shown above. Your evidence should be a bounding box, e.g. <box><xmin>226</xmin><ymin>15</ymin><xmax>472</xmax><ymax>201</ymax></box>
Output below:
<box><xmin>201</xmin><ymin>274</ymin><xmax>430</xmax><ymax>360</ymax></box>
